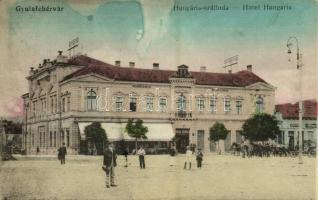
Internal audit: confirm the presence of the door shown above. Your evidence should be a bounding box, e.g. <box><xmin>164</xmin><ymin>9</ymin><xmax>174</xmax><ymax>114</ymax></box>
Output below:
<box><xmin>175</xmin><ymin>129</ymin><xmax>189</xmax><ymax>153</ymax></box>
<box><xmin>197</xmin><ymin>130</ymin><xmax>205</xmax><ymax>150</ymax></box>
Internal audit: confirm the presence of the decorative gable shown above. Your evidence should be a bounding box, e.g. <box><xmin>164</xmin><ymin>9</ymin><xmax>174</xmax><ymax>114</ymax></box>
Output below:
<box><xmin>245</xmin><ymin>82</ymin><xmax>275</xmax><ymax>91</ymax></box>
<box><xmin>69</xmin><ymin>73</ymin><xmax>114</xmax><ymax>83</ymax></box>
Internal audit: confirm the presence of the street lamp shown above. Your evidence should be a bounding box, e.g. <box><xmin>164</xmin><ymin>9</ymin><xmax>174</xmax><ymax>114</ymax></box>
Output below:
<box><xmin>286</xmin><ymin>36</ymin><xmax>303</xmax><ymax>164</ymax></box>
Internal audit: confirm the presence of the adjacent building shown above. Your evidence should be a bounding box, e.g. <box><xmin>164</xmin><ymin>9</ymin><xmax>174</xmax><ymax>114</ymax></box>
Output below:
<box><xmin>22</xmin><ymin>52</ymin><xmax>275</xmax><ymax>155</ymax></box>
<box><xmin>275</xmin><ymin>100</ymin><xmax>317</xmax><ymax>149</ymax></box>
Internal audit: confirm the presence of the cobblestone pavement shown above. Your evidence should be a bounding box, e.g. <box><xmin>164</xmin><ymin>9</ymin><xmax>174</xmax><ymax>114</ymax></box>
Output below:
<box><xmin>0</xmin><ymin>154</ymin><xmax>316</xmax><ymax>200</ymax></box>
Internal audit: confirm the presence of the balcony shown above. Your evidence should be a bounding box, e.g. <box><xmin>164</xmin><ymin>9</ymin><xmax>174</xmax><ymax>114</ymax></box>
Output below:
<box><xmin>172</xmin><ymin>111</ymin><xmax>193</xmax><ymax>120</ymax></box>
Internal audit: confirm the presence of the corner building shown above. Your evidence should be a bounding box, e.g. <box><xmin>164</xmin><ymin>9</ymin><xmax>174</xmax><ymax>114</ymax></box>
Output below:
<box><xmin>21</xmin><ymin>52</ymin><xmax>275</xmax><ymax>155</ymax></box>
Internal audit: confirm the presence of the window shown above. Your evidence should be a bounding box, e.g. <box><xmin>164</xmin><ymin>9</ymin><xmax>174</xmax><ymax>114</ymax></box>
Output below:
<box><xmin>224</xmin><ymin>98</ymin><xmax>231</xmax><ymax>113</ymax></box>
<box><xmin>39</xmin><ymin>132</ymin><xmax>42</xmax><ymax>147</ymax></box>
<box><xmin>43</xmin><ymin>100</ymin><xmax>46</xmax><ymax>113</ymax></box>
<box><xmin>146</xmin><ymin>97</ymin><xmax>154</xmax><ymax>112</ymax></box>
<box><xmin>49</xmin><ymin>131</ymin><xmax>52</xmax><ymax>147</ymax></box>
<box><xmin>33</xmin><ymin>101</ymin><xmax>36</xmax><ymax>116</ymax></box>
<box><xmin>196</xmin><ymin>97</ymin><xmax>204</xmax><ymax>112</ymax></box>
<box><xmin>61</xmin><ymin>131</ymin><xmax>65</xmax><ymax>144</ymax></box>
<box><xmin>255</xmin><ymin>96</ymin><xmax>264</xmax><ymax>113</ymax></box>
<box><xmin>51</xmin><ymin>97</ymin><xmax>54</xmax><ymax>113</ymax></box>
<box><xmin>236</xmin><ymin>100</ymin><xmax>242</xmax><ymax>114</ymax></box>
<box><xmin>87</xmin><ymin>89</ymin><xmax>97</xmax><ymax>111</ymax></box>
<box><xmin>210</xmin><ymin>97</ymin><xmax>217</xmax><ymax>113</ymax></box>
<box><xmin>32</xmin><ymin>133</ymin><xmax>34</xmax><ymax>147</ymax></box>
<box><xmin>62</xmin><ymin>98</ymin><xmax>65</xmax><ymax>112</ymax></box>
<box><xmin>66</xmin><ymin>129</ymin><xmax>70</xmax><ymax>147</ymax></box>
<box><xmin>67</xmin><ymin>97</ymin><xmax>70</xmax><ymax>112</ymax></box>
<box><xmin>54</xmin><ymin>96</ymin><xmax>57</xmax><ymax>113</ymax></box>
<box><xmin>177</xmin><ymin>95</ymin><xmax>186</xmax><ymax>112</ymax></box>
<box><xmin>53</xmin><ymin>131</ymin><xmax>56</xmax><ymax>147</ymax></box>
<box><xmin>129</xmin><ymin>97</ymin><xmax>137</xmax><ymax>112</ymax></box>
<box><xmin>159</xmin><ymin>97</ymin><xmax>167</xmax><ymax>112</ymax></box>
<box><xmin>115</xmin><ymin>96</ymin><xmax>123</xmax><ymax>111</ymax></box>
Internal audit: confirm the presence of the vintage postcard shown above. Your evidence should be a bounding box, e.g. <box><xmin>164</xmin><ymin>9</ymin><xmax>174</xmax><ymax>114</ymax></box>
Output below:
<box><xmin>0</xmin><ymin>0</ymin><xmax>317</xmax><ymax>199</ymax></box>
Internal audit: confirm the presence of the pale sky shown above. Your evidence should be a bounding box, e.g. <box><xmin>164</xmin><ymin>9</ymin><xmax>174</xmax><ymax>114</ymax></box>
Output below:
<box><xmin>0</xmin><ymin>0</ymin><xmax>317</xmax><ymax>117</ymax></box>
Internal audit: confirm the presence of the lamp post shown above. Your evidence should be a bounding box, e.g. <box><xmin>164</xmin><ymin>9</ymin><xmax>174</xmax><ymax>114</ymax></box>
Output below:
<box><xmin>286</xmin><ymin>36</ymin><xmax>303</xmax><ymax>164</ymax></box>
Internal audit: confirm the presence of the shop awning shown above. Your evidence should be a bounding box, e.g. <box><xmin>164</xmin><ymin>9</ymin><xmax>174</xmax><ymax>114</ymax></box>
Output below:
<box><xmin>78</xmin><ymin>122</ymin><xmax>175</xmax><ymax>141</ymax></box>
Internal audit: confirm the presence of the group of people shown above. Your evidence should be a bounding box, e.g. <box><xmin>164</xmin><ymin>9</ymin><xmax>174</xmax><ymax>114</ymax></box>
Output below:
<box><xmin>56</xmin><ymin>142</ymin><xmax>205</xmax><ymax>189</ymax></box>
<box><xmin>184</xmin><ymin>146</ymin><xmax>203</xmax><ymax>170</ymax></box>
<box><xmin>102</xmin><ymin>143</ymin><xmax>204</xmax><ymax>189</ymax></box>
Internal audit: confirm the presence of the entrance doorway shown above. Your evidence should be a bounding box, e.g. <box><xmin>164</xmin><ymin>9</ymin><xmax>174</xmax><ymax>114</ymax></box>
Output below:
<box><xmin>175</xmin><ymin>129</ymin><xmax>189</xmax><ymax>153</ymax></box>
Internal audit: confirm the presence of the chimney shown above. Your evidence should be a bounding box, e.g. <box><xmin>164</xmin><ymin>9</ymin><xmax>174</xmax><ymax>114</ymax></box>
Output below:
<box><xmin>129</xmin><ymin>62</ymin><xmax>135</xmax><ymax>68</ymax></box>
<box><xmin>200</xmin><ymin>66</ymin><xmax>206</xmax><ymax>72</ymax></box>
<box><xmin>246</xmin><ymin>65</ymin><xmax>252</xmax><ymax>72</ymax></box>
<box><xmin>228</xmin><ymin>69</ymin><xmax>232</xmax><ymax>73</ymax></box>
<box><xmin>115</xmin><ymin>60</ymin><xmax>121</xmax><ymax>67</ymax></box>
<box><xmin>153</xmin><ymin>63</ymin><xmax>159</xmax><ymax>70</ymax></box>
<box><xmin>58</xmin><ymin>50</ymin><xmax>63</xmax><ymax>55</ymax></box>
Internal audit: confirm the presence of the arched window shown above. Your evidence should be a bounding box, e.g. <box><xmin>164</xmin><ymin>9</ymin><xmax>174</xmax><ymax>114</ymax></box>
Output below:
<box><xmin>177</xmin><ymin>95</ymin><xmax>186</xmax><ymax>112</ymax></box>
<box><xmin>87</xmin><ymin>89</ymin><xmax>97</xmax><ymax>111</ymax></box>
<box><xmin>255</xmin><ymin>96</ymin><xmax>264</xmax><ymax>113</ymax></box>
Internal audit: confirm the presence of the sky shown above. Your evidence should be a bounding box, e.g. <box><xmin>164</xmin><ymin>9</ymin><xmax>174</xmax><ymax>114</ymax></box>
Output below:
<box><xmin>0</xmin><ymin>0</ymin><xmax>317</xmax><ymax>117</ymax></box>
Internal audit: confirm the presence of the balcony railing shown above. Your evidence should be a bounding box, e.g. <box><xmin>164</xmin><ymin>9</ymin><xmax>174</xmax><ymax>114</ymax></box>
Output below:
<box><xmin>174</xmin><ymin>111</ymin><xmax>192</xmax><ymax>119</ymax></box>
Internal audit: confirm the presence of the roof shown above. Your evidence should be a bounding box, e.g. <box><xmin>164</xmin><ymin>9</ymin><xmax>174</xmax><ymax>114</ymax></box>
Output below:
<box><xmin>275</xmin><ymin>100</ymin><xmax>318</xmax><ymax>119</ymax></box>
<box><xmin>63</xmin><ymin>55</ymin><xmax>268</xmax><ymax>87</ymax></box>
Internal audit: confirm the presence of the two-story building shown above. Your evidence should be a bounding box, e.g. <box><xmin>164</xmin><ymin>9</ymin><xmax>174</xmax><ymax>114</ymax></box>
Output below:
<box><xmin>21</xmin><ymin>51</ymin><xmax>275</xmax><ymax>155</ymax></box>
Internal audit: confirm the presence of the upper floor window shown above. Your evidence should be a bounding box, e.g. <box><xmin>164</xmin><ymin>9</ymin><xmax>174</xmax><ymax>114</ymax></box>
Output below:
<box><xmin>255</xmin><ymin>96</ymin><xmax>264</xmax><ymax>113</ymax></box>
<box><xmin>87</xmin><ymin>89</ymin><xmax>97</xmax><ymax>111</ymax></box>
<box><xmin>177</xmin><ymin>95</ymin><xmax>186</xmax><ymax>112</ymax></box>
<box><xmin>115</xmin><ymin>96</ymin><xmax>123</xmax><ymax>112</ymax></box>
<box><xmin>129</xmin><ymin>96</ymin><xmax>137</xmax><ymax>112</ymax></box>
<box><xmin>210</xmin><ymin>97</ymin><xmax>217</xmax><ymax>113</ymax></box>
<box><xmin>62</xmin><ymin>98</ymin><xmax>65</xmax><ymax>112</ymax></box>
<box><xmin>236</xmin><ymin>100</ymin><xmax>242</xmax><ymax>114</ymax></box>
<box><xmin>159</xmin><ymin>97</ymin><xmax>167</xmax><ymax>112</ymax></box>
<box><xmin>67</xmin><ymin>97</ymin><xmax>70</xmax><ymax>112</ymax></box>
<box><xmin>224</xmin><ymin>98</ymin><xmax>231</xmax><ymax>113</ymax></box>
<box><xmin>196</xmin><ymin>97</ymin><xmax>204</xmax><ymax>112</ymax></box>
<box><xmin>146</xmin><ymin>97</ymin><xmax>154</xmax><ymax>112</ymax></box>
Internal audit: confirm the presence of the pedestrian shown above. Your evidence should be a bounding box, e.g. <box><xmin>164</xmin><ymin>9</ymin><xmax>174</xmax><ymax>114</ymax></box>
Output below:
<box><xmin>169</xmin><ymin>146</ymin><xmax>176</xmax><ymax>166</ymax></box>
<box><xmin>103</xmin><ymin>142</ymin><xmax>117</xmax><ymax>188</ymax></box>
<box><xmin>184</xmin><ymin>146</ymin><xmax>192</xmax><ymax>170</ymax></box>
<box><xmin>58</xmin><ymin>142</ymin><xmax>67</xmax><ymax>165</ymax></box>
<box><xmin>137</xmin><ymin>146</ymin><xmax>146</xmax><ymax>169</ymax></box>
<box><xmin>196</xmin><ymin>148</ymin><xmax>203</xmax><ymax>168</ymax></box>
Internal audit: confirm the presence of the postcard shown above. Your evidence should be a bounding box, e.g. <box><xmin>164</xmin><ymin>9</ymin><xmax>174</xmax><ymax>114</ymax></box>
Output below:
<box><xmin>0</xmin><ymin>0</ymin><xmax>316</xmax><ymax>199</ymax></box>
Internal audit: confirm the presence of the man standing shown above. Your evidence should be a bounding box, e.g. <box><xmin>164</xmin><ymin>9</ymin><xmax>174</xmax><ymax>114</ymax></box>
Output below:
<box><xmin>137</xmin><ymin>146</ymin><xmax>146</xmax><ymax>169</ymax></box>
<box><xmin>103</xmin><ymin>142</ymin><xmax>117</xmax><ymax>188</ymax></box>
<box><xmin>58</xmin><ymin>142</ymin><xmax>67</xmax><ymax>165</ymax></box>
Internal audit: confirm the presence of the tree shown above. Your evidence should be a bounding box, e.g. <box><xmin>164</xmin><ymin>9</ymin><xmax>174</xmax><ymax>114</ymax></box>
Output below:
<box><xmin>241</xmin><ymin>113</ymin><xmax>280</xmax><ymax>142</ymax></box>
<box><xmin>209</xmin><ymin>122</ymin><xmax>229</xmax><ymax>154</ymax></box>
<box><xmin>125</xmin><ymin>119</ymin><xmax>148</xmax><ymax>153</ymax></box>
<box><xmin>84</xmin><ymin>122</ymin><xmax>108</xmax><ymax>155</ymax></box>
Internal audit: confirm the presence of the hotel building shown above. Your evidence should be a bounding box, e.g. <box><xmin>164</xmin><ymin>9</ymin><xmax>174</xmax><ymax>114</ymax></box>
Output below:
<box><xmin>21</xmin><ymin>52</ymin><xmax>275</xmax><ymax>154</ymax></box>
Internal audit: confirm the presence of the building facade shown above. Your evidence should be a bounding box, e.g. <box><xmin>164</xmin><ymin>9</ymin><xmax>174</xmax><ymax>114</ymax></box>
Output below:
<box><xmin>275</xmin><ymin>100</ymin><xmax>317</xmax><ymax>149</ymax></box>
<box><xmin>22</xmin><ymin>52</ymin><xmax>275</xmax><ymax>155</ymax></box>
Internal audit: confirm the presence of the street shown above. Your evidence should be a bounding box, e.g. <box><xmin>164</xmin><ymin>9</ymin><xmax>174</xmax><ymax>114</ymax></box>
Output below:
<box><xmin>0</xmin><ymin>154</ymin><xmax>316</xmax><ymax>200</ymax></box>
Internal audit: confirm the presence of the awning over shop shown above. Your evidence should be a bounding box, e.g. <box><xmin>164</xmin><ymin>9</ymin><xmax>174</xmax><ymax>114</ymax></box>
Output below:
<box><xmin>78</xmin><ymin>122</ymin><xmax>175</xmax><ymax>141</ymax></box>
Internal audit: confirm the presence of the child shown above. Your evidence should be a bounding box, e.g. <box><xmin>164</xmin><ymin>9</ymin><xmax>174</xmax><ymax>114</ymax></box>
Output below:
<box><xmin>196</xmin><ymin>148</ymin><xmax>203</xmax><ymax>168</ymax></box>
